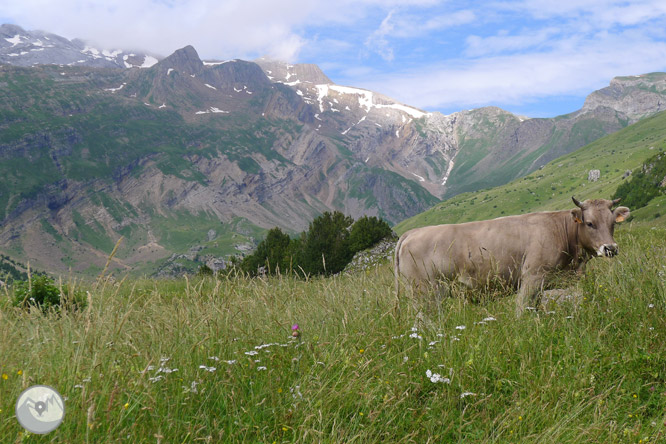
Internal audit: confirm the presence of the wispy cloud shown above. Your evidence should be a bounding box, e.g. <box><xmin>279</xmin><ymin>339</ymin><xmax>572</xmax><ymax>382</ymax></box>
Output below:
<box><xmin>2</xmin><ymin>0</ymin><xmax>666</xmax><ymax>116</ymax></box>
<box><xmin>365</xmin><ymin>28</ymin><xmax>666</xmax><ymax>112</ymax></box>
<box><xmin>465</xmin><ymin>27</ymin><xmax>561</xmax><ymax>57</ymax></box>
<box><xmin>365</xmin><ymin>10</ymin><xmax>396</xmax><ymax>62</ymax></box>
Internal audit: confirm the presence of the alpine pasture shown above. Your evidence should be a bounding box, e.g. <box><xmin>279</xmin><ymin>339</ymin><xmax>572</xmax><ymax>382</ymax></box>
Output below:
<box><xmin>1</xmin><ymin>223</ymin><xmax>665</xmax><ymax>443</ymax></box>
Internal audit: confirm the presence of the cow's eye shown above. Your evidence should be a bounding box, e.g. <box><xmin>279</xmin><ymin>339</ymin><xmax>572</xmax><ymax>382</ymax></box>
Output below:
<box><xmin>586</xmin><ymin>222</ymin><xmax>595</xmax><ymax>228</ymax></box>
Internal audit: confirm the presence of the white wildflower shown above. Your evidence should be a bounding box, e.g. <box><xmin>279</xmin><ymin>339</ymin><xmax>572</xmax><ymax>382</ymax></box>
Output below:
<box><xmin>409</xmin><ymin>332</ymin><xmax>423</xmax><ymax>339</ymax></box>
<box><xmin>460</xmin><ymin>392</ymin><xmax>476</xmax><ymax>398</ymax></box>
<box><xmin>245</xmin><ymin>351</ymin><xmax>259</xmax><ymax>356</ymax></box>
<box><xmin>148</xmin><ymin>375</ymin><xmax>164</xmax><ymax>383</ymax></box>
<box><xmin>455</xmin><ymin>325</ymin><xmax>466</xmax><ymax>330</ymax></box>
<box><xmin>482</xmin><ymin>316</ymin><xmax>496</xmax><ymax>322</ymax></box>
<box><xmin>199</xmin><ymin>365</ymin><xmax>216</xmax><ymax>372</ymax></box>
<box><xmin>426</xmin><ymin>369</ymin><xmax>451</xmax><ymax>384</ymax></box>
<box><xmin>225</xmin><ymin>360</ymin><xmax>237</xmax><ymax>365</ymax></box>
<box><xmin>257</xmin><ymin>366</ymin><xmax>267</xmax><ymax>371</ymax></box>
<box><xmin>209</xmin><ymin>356</ymin><xmax>220</xmax><ymax>361</ymax></box>
<box><xmin>183</xmin><ymin>381</ymin><xmax>199</xmax><ymax>393</ymax></box>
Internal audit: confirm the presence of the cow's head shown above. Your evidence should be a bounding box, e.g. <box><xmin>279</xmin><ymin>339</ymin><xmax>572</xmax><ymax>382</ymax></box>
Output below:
<box><xmin>571</xmin><ymin>197</ymin><xmax>630</xmax><ymax>257</ymax></box>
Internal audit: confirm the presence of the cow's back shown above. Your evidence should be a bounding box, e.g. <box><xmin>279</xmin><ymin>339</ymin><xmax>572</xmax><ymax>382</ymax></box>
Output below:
<box><xmin>396</xmin><ymin>211</ymin><xmax>570</xmax><ymax>287</ymax></box>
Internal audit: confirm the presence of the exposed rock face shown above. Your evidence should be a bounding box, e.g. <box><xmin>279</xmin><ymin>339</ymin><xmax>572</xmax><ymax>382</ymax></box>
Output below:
<box><xmin>3</xmin><ymin>26</ymin><xmax>666</xmax><ymax>275</ymax></box>
<box><xmin>582</xmin><ymin>73</ymin><xmax>666</xmax><ymax>122</ymax></box>
<box><xmin>0</xmin><ymin>47</ymin><xmax>440</xmax><ymax>274</ymax></box>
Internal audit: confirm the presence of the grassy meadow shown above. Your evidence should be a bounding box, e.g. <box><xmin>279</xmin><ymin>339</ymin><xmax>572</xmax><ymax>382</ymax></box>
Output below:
<box><xmin>1</xmin><ymin>223</ymin><xmax>665</xmax><ymax>443</ymax></box>
<box><xmin>396</xmin><ymin>109</ymin><xmax>666</xmax><ymax>234</ymax></box>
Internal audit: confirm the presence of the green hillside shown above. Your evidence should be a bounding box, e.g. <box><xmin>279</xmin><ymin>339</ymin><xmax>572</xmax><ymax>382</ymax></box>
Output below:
<box><xmin>396</xmin><ymin>110</ymin><xmax>666</xmax><ymax>233</ymax></box>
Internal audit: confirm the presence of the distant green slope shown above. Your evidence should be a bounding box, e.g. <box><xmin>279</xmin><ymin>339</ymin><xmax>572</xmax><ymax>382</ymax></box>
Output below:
<box><xmin>395</xmin><ymin>110</ymin><xmax>666</xmax><ymax>233</ymax></box>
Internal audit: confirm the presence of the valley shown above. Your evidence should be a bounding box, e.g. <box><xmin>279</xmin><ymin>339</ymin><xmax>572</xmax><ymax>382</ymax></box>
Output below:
<box><xmin>1</xmin><ymin>24</ymin><xmax>666</xmax><ymax>277</ymax></box>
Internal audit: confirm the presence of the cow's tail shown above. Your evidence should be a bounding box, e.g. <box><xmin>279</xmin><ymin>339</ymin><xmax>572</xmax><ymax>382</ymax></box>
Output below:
<box><xmin>393</xmin><ymin>234</ymin><xmax>405</xmax><ymax>309</ymax></box>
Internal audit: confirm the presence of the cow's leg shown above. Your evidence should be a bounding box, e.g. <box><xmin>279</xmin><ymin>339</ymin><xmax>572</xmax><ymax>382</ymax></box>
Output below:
<box><xmin>516</xmin><ymin>271</ymin><xmax>544</xmax><ymax>316</ymax></box>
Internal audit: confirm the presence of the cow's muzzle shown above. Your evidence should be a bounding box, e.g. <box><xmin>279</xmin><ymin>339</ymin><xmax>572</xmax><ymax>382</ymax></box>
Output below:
<box><xmin>598</xmin><ymin>243</ymin><xmax>619</xmax><ymax>257</ymax></box>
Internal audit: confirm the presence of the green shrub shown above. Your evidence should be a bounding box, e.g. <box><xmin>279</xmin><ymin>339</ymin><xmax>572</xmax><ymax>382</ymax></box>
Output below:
<box><xmin>12</xmin><ymin>275</ymin><xmax>87</xmax><ymax>312</ymax></box>
<box><xmin>613</xmin><ymin>150</ymin><xmax>665</xmax><ymax>211</ymax></box>
<box><xmin>197</xmin><ymin>264</ymin><xmax>214</xmax><ymax>277</ymax></box>
<box><xmin>241</xmin><ymin>227</ymin><xmax>294</xmax><ymax>276</ymax></box>
<box><xmin>238</xmin><ymin>213</ymin><xmax>393</xmax><ymax>278</ymax></box>
<box><xmin>298</xmin><ymin>211</ymin><xmax>354</xmax><ymax>276</ymax></box>
<box><xmin>349</xmin><ymin>215</ymin><xmax>393</xmax><ymax>253</ymax></box>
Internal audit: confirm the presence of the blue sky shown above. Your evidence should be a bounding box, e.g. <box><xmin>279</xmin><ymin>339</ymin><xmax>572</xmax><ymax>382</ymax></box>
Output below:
<box><xmin>3</xmin><ymin>0</ymin><xmax>666</xmax><ymax>117</ymax></box>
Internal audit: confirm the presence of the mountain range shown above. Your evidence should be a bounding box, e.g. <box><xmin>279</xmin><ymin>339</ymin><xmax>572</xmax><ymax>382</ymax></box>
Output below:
<box><xmin>1</xmin><ymin>24</ymin><xmax>666</xmax><ymax>276</ymax></box>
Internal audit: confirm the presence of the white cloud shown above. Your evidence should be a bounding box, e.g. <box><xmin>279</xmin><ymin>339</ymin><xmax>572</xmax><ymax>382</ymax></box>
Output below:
<box><xmin>0</xmin><ymin>0</ymin><xmax>316</xmax><ymax>60</ymax></box>
<box><xmin>363</xmin><ymin>30</ymin><xmax>666</xmax><ymax>111</ymax></box>
<box><xmin>2</xmin><ymin>0</ymin><xmax>666</xmax><ymax>116</ymax></box>
<box><xmin>365</xmin><ymin>10</ymin><xmax>396</xmax><ymax>62</ymax></box>
<box><xmin>0</xmin><ymin>0</ymin><xmax>447</xmax><ymax>61</ymax></box>
<box><xmin>465</xmin><ymin>27</ymin><xmax>561</xmax><ymax>57</ymax></box>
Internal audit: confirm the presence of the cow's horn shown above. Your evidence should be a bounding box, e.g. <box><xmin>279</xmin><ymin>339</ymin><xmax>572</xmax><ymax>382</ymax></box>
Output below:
<box><xmin>572</xmin><ymin>196</ymin><xmax>583</xmax><ymax>208</ymax></box>
<box><xmin>610</xmin><ymin>198</ymin><xmax>621</xmax><ymax>207</ymax></box>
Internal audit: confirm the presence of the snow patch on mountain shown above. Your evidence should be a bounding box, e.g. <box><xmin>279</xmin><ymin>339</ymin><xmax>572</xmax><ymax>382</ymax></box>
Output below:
<box><xmin>5</xmin><ymin>34</ymin><xmax>22</xmax><ymax>46</ymax></box>
<box><xmin>312</xmin><ymin>83</ymin><xmax>426</xmax><ymax>119</ymax></box>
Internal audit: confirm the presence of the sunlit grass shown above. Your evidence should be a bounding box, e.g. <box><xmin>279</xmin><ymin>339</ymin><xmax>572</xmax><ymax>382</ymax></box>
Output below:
<box><xmin>0</xmin><ymin>225</ymin><xmax>665</xmax><ymax>443</ymax></box>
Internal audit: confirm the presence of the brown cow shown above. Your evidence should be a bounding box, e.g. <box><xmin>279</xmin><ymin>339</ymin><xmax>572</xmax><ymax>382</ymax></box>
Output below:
<box><xmin>394</xmin><ymin>197</ymin><xmax>630</xmax><ymax>315</ymax></box>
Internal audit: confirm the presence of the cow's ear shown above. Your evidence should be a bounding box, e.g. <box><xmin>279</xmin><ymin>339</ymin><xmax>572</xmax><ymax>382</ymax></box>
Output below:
<box><xmin>614</xmin><ymin>206</ymin><xmax>630</xmax><ymax>223</ymax></box>
<box><xmin>571</xmin><ymin>208</ymin><xmax>583</xmax><ymax>224</ymax></box>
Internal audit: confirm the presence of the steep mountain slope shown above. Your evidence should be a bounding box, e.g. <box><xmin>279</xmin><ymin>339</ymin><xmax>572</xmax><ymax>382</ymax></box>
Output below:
<box><xmin>0</xmin><ymin>46</ymin><xmax>438</xmax><ymax>275</ymax></box>
<box><xmin>256</xmin><ymin>57</ymin><xmax>666</xmax><ymax>199</ymax></box>
<box><xmin>442</xmin><ymin>73</ymin><xmax>666</xmax><ymax>197</ymax></box>
<box><xmin>3</xmin><ymin>24</ymin><xmax>666</xmax><ymax>203</ymax></box>
<box><xmin>3</xmin><ymin>24</ymin><xmax>666</xmax><ymax>276</ymax></box>
<box><xmin>395</xmin><ymin>109</ymin><xmax>666</xmax><ymax>233</ymax></box>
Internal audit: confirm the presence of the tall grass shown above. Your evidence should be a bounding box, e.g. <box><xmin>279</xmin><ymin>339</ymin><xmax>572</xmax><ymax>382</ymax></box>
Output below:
<box><xmin>1</xmin><ymin>225</ymin><xmax>665</xmax><ymax>443</ymax></box>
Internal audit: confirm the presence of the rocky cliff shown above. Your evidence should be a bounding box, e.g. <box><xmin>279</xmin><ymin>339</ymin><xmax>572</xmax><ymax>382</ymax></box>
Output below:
<box><xmin>2</xmin><ymin>25</ymin><xmax>666</xmax><ymax>276</ymax></box>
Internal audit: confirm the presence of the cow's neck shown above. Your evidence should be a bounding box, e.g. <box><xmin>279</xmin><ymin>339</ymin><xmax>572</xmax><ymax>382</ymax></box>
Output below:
<box><xmin>564</xmin><ymin>211</ymin><xmax>586</xmax><ymax>267</ymax></box>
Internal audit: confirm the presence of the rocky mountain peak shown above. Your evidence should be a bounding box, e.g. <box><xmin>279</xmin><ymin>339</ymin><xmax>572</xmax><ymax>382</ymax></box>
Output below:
<box><xmin>0</xmin><ymin>23</ymin><xmax>157</xmax><ymax>68</ymax></box>
<box><xmin>581</xmin><ymin>73</ymin><xmax>666</xmax><ymax>122</ymax></box>
<box><xmin>1</xmin><ymin>23</ymin><xmax>26</xmax><ymax>36</ymax></box>
<box><xmin>159</xmin><ymin>45</ymin><xmax>203</xmax><ymax>75</ymax></box>
<box><xmin>255</xmin><ymin>57</ymin><xmax>332</xmax><ymax>85</ymax></box>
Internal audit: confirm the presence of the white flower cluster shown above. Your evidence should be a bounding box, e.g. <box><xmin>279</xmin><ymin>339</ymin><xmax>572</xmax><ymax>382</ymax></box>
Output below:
<box><xmin>426</xmin><ymin>369</ymin><xmax>451</xmax><ymax>384</ymax></box>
